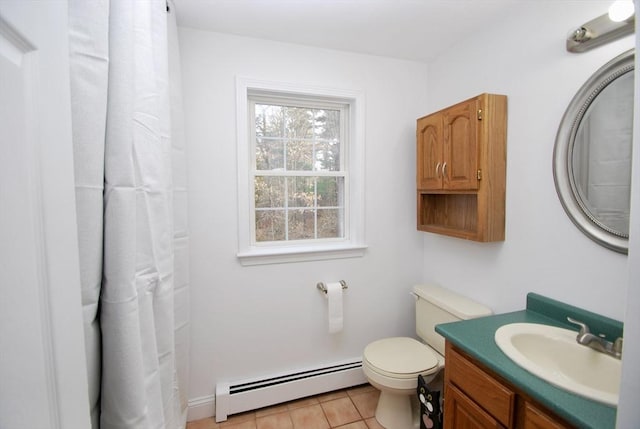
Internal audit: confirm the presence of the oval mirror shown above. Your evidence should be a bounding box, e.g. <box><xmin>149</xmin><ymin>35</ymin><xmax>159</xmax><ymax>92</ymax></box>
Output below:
<box><xmin>554</xmin><ymin>49</ymin><xmax>633</xmax><ymax>254</ymax></box>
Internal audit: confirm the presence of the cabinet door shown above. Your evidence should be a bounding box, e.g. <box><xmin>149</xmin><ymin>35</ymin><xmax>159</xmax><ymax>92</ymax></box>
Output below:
<box><xmin>443</xmin><ymin>98</ymin><xmax>479</xmax><ymax>190</ymax></box>
<box><xmin>522</xmin><ymin>402</ymin><xmax>570</xmax><ymax>429</ymax></box>
<box><xmin>417</xmin><ymin>113</ymin><xmax>443</xmax><ymax>190</ymax></box>
<box><xmin>447</xmin><ymin>344</ymin><xmax>514</xmax><ymax>426</ymax></box>
<box><xmin>445</xmin><ymin>383</ymin><xmax>505</xmax><ymax>429</ymax></box>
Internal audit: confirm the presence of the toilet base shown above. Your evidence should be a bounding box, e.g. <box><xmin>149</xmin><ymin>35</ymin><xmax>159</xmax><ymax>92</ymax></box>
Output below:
<box><xmin>374</xmin><ymin>390</ymin><xmax>419</xmax><ymax>429</ymax></box>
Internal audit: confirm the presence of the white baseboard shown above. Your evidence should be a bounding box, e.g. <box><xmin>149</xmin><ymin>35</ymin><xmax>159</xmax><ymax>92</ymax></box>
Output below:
<box><xmin>186</xmin><ymin>395</ymin><xmax>215</xmax><ymax>422</ymax></box>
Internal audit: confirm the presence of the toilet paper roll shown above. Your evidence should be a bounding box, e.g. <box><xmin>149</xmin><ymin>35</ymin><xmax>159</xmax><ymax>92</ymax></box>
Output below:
<box><xmin>325</xmin><ymin>282</ymin><xmax>343</xmax><ymax>333</ymax></box>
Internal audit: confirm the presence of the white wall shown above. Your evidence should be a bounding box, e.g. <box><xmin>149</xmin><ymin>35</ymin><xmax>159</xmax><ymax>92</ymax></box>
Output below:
<box><xmin>615</xmin><ymin>11</ymin><xmax>640</xmax><ymax>427</ymax></box>
<box><xmin>422</xmin><ymin>1</ymin><xmax>634</xmax><ymax>319</ymax></box>
<box><xmin>179</xmin><ymin>29</ymin><xmax>428</xmax><ymax>407</ymax></box>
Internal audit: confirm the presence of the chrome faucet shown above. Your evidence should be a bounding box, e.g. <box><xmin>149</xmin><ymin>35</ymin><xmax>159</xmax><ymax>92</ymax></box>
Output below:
<box><xmin>567</xmin><ymin>317</ymin><xmax>623</xmax><ymax>359</ymax></box>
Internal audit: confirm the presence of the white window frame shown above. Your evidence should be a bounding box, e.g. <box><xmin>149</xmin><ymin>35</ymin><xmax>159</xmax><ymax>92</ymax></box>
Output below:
<box><xmin>236</xmin><ymin>77</ymin><xmax>367</xmax><ymax>265</ymax></box>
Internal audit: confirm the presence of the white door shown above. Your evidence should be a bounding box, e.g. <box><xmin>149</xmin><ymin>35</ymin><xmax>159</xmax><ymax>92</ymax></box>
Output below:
<box><xmin>0</xmin><ymin>2</ymin><xmax>91</xmax><ymax>428</ymax></box>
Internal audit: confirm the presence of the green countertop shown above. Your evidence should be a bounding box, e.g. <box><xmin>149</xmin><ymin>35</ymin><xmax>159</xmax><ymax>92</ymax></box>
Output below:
<box><xmin>435</xmin><ymin>293</ymin><xmax>623</xmax><ymax>429</ymax></box>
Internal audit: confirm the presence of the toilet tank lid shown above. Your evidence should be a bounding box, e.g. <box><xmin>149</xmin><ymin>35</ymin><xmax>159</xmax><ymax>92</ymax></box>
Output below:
<box><xmin>413</xmin><ymin>284</ymin><xmax>493</xmax><ymax>320</ymax></box>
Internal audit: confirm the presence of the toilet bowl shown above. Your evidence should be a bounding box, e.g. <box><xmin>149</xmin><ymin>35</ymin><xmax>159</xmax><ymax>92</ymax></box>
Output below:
<box><xmin>362</xmin><ymin>285</ymin><xmax>492</xmax><ymax>429</ymax></box>
<box><xmin>363</xmin><ymin>337</ymin><xmax>443</xmax><ymax>429</ymax></box>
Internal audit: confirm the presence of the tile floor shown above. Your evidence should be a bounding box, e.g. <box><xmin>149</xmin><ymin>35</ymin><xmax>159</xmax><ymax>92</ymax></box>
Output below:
<box><xmin>186</xmin><ymin>384</ymin><xmax>384</xmax><ymax>429</ymax></box>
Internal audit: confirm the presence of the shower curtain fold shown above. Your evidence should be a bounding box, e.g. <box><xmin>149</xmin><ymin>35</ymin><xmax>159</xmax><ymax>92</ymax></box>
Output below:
<box><xmin>69</xmin><ymin>0</ymin><xmax>189</xmax><ymax>427</ymax></box>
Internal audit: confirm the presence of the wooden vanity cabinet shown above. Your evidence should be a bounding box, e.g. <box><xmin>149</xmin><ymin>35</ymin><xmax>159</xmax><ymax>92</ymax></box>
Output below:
<box><xmin>519</xmin><ymin>402</ymin><xmax>568</xmax><ymax>429</ymax></box>
<box><xmin>445</xmin><ymin>383</ymin><xmax>507</xmax><ymax>428</ymax></box>
<box><xmin>444</xmin><ymin>342</ymin><xmax>575</xmax><ymax>429</ymax></box>
<box><xmin>417</xmin><ymin>94</ymin><xmax>506</xmax><ymax>241</ymax></box>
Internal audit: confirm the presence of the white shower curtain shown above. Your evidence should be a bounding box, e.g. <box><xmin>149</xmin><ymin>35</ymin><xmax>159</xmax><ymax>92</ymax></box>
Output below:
<box><xmin>69</xmin><ymin>0</ymin><xmax>189</xmax><ymax>427</ymax></box>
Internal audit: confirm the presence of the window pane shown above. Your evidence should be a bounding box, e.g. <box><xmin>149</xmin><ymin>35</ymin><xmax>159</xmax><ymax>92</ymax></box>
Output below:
<box><xmin>318</xmin><ymin>208</ymin><xmax>342</xmax><ymax>238</ymax></box>
<box><xmin>315</xmin><ymin>140</ymin><xmax>340</xmax><ymax>171</ymax></box>
<box><xmin>316</xmin><ymin>109</ymin><xmax>340</xmax><ymax>141</ymax></box>
<box><xmin>288</xmin><ymin>209</ymin><xmax>315</xmax><ymax>240</ymax></box>
<box><xmin>286</xmin><ymin>139</ymin><xmax>313</xmax><ymax>171</ymax></box>
<box><xmin>315</xmin><ymin>108</ymin><xmax>340</xmax><ymax>172</ymax></box>
<box><xmin>256</xmin><ymin>138</ymin><xmax>284</xmax><ymax>170</ymax></box>
<box><xmin>284</xmin><ymin>106</ymin><xmax>313</xmax><ymax>139</ymax></box>
<box><xmin>255</xmin><ymin>104</ymin><xmax>284</xmax><ymax>138</ymax></box>
<box><xmin>256</xmin><ymin>210</ymin><xmax>285</xmax><ymax>242</ymax></box>
<box><xmin>287</xmin><ymin>177</ymin><xmax>315</xmax><ymax>208</ymax></box>
<box><xmin>255</xmin><ymin>176</ymin><xmax>284</xmax><ymax>208</ymax></box>
<box><xmin>317</xmin><ymin>177</ymin><xmax>343</xmax><ymax>207</ymax></box>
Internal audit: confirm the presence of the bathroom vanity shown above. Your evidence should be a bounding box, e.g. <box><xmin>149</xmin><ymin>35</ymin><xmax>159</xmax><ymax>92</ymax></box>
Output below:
<box><xmin>436</xmin><ymin>293</ymin><xmax>622</xmax><ymax>429</ymax></box>
<box><xmin>445</xmin><ymin>342</ymin><xmax>571</xmax><ymax>428</ymax></box>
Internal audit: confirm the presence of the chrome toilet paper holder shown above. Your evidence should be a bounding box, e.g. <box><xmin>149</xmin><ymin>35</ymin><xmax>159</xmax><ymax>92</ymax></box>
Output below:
<box><xmin>317</xmin><ymin>280</ymin><xmax>348</xmax><ymax>294</ymax></box>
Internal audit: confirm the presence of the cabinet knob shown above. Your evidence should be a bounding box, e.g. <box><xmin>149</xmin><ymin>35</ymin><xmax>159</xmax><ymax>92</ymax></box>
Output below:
<box><xmin>442</xmin><ymin>162</ymin><xmax>447</xmax><ymax>178</ymax></box>
<box><xmin>435</xmin><ymin>162</ymin><xmax>441</xmax><ymax>177</ymax></box>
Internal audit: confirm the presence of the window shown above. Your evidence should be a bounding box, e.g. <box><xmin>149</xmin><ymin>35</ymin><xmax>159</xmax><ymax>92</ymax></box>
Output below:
<box><xmin>251</xmin><ymin>95</ymin><xmax>346</xmax><ymax>243</ymax></box>
<box><xmin>236</xmin><ymin>79</ymin><xmax>366</xmax><ymax>265</ymax></box>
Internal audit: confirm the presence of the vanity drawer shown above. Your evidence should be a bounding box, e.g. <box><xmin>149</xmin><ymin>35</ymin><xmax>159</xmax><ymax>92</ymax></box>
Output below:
<box><xmin>446</xmin><ymin>343</ymin><xmax>515</xmax><ymax>427</ymax></box>
<box><xmin>521</xmin><ymin>401</ymin><xmax>567</xmax><ymax>429</ymax></box>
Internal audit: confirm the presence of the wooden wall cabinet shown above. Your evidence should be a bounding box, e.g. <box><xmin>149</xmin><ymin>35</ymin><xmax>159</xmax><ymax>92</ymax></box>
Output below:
<box><xmin>444</xmin><ymin>342</ymin><xmax>575</xmax><ymax>429</ymax></box>
<box><xmin>417</xmin><ymin>93</ymin><xmax>506</xmax><ymax>241</ymax></box>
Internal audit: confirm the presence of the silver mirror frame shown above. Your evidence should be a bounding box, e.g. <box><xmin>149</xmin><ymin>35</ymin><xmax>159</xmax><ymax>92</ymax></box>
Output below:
<box><xmin>553</xmin><ymin>49</ymin><xmax>633</xmax><ymax>254</ymax></box>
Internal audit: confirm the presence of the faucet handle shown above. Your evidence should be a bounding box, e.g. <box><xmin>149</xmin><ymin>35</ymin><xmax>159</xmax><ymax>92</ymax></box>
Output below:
<box><xmin>567</xmin><ymin>317</ymin><xmax>591</xmax><ymax>335</ymax></box>
<box><xmin>614</xmin><ymin>337</ymin><xmax>623</xmax><ymax>355</ymax></box>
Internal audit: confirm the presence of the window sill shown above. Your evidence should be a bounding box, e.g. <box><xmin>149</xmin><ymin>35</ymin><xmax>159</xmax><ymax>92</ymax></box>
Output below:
<box><xmin>237</xmin><ymin>243</ymin><xmax>368</xmax><ymax>266</ymax></box>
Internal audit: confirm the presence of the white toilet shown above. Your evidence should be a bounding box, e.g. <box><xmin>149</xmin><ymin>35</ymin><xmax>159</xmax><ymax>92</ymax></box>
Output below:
<box><xmin>362</xmin><ymin>284</ymin><xmax>492</xmax><ymax>429</ymax></box>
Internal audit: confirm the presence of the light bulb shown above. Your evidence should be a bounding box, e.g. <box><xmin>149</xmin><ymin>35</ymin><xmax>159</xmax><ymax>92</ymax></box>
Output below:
<box><xmin>609</xmin><ymin>0</ymin><xmax>635</xmax><ymax>22</ymax></box>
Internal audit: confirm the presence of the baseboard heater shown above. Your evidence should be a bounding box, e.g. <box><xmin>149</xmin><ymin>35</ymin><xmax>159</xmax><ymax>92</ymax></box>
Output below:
<box><xmin>215</xmin><ymin>359</ymin><xmax>366</xmax><ymax>422</ymax></box>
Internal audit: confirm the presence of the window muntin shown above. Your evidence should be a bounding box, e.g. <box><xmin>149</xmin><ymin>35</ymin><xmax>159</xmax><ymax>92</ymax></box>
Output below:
<box><xmin>250</xmin><ymin>95</ymin><xmax>348</xmax><ymax>245</ymax></box>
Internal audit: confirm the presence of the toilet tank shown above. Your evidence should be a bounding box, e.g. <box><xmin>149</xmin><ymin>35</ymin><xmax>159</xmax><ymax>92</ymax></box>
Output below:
<box><xmin>413</xmin><ymin>284</ymin><xmax>492</xmax><ymax>356</ymax></box>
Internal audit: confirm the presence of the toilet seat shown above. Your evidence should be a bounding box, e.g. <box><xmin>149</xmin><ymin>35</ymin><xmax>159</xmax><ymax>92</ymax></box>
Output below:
<box><xmin>363</xmin><ymin>337</ymin><xmax>441</xmax><ymax>380</ymax></box>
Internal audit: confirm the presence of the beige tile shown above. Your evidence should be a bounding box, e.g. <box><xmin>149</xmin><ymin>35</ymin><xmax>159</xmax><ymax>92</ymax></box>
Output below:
<box><xmin>346</xmin><ymin>384</ymin><xmax>377</xmax><ymax>397</ymax></box>
<box><xmin>350</xmin><ymin>391</ymin><xmax>379</xmax><ymax>419</ymax></box>
<box><xmin>286</xmin><ymin>396</ymin><xmax>320</xmax><ymax>410</ymax></box>
<box><xmin>321</xmin><ymin>397</ymin><xmax>361</xmax><ymax>427</ymax></box>
<box><xmin>219</xmin><ymin>411</ymin><xmax>256</xmax><ymax>428</ymax></box>
<box><xmin>187</xmin><ymin>417</ymin><xmax>219</xmax><ymax>429</ymax></box>
<box><xmin>335</xmin><ymin>422</ymin><xmax>368</xmax><ymax>429</ymax></box>
<box><xmin>255</xmin><ymin>403</ymin><xmax>288</xmax><ymax>418</ymax></box>
<box><xmin>290</xmin><ymin>404</ymin><xmax>330</xmax><ymax>429</ymax></box>
<box><xmin>220</xmin><ymin>421</ymin><xmax>257</xmax><ymax>429</ymax></box>
<box><xmin>256</xmin><ymin>411</ymin><xmax>293</xmax><ymax>429</ymax></box>
<box><xmin>364</xmin><ymin>417</ymin><xmax>385</xmax><ymax>429</ymax></box>
<box><xmin>316</xmin><ymin>389</ymin><xmax>349</xmax><ymax>403</ymax></box>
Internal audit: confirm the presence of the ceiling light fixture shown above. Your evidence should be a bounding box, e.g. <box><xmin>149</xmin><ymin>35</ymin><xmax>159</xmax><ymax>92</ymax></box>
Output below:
<box><xmin>609</xmin><ymin>0</ymin><xmax>635</xmax><ymax>22</ymax></box>
<box><xmin>566</xmin><ymin>1</ymin><xmax>635</xmax><ymax>52</ymax></box>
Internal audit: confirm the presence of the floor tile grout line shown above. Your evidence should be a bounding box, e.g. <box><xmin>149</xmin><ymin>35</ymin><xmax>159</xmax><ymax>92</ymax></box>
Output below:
<box><xmin>318</xmin><ymin>399</ymin><xmax>330</xmax><ymax>428</ymax></box>
<box><xmin>322</xmin><ymin>395</ymin><xmax>365</xmax><ymax>429</ymax></box>
<box><xmin>350</xmin><ymin>395</ymin><xmax>365</xmax><ymax>424</ymax></box>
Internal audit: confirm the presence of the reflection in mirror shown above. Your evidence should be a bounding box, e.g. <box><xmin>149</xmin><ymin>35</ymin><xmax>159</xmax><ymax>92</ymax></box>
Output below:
<box><xmin>554</xmin><ymin>49</ymin><xmax>633</xmax><ymax>254</ymax></box>
<box><xmin>571</xmin><ymin>71</ymin><xmax>632</xmax><ymax>237</ymax></box>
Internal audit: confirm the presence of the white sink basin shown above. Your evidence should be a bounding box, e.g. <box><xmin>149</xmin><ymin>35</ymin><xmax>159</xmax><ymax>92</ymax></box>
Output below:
<box><xmin>494</xmin><ymin>323</ymin><xmax>621</xmax><ymax>406</ymax></box>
